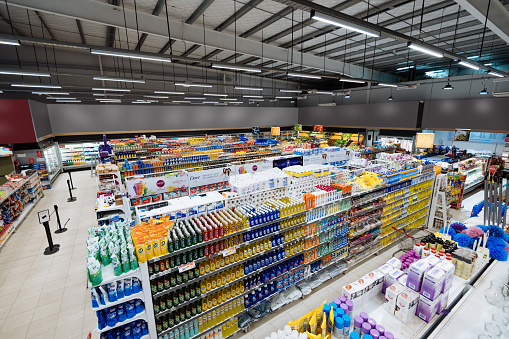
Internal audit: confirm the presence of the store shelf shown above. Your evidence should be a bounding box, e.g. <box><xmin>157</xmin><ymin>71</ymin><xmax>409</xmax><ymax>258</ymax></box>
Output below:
<box><xmin>351</xmin><ymin>193</ymin><xmax>385</xmax><ymax>208</ymax></box>
<box><xmin>0</xmin><ymin>197</ymin><xmax>40</xmax><ymax>248</ymax></box>
<box><xmin>381</xmin><ymin>215</ymin><xmax>427</xmax><ymax>239</ymax></box>
<box><xmin>97</xmin><ymin>310</ymin><xmax>147</xmax><ymax>333</ymax></box>
<box><xmin>383</xmin><ymin>195</ymin><xmax>431</xmax><ymax>217</ymax></box>
<box><xmin>96</xmin><ymin>196</ymin><xmax>126</xmax><ymax>213</ymax></box>
<box><xmin>93</xmin><ymin>291</ymin><xmax>145</xmax><ymax>311</ymax></box>
<box><xmin>89</xmin><ymin>265</ymin><xmax>140</xmax><ymax>288</ymax></box>
<box><xmin>384</xmin><ymin>187</ymin><xmax>432</xmax><ymax>206</ymax></box>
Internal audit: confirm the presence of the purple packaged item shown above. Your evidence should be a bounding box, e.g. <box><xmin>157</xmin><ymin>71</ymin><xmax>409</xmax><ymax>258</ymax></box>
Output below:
<box><xmin>421</xmin><ymin>267</ymin><xmax>445</xmax><ymax>301</ymax></box>
<box><xmin>367</xmin><ymin>318</ymin><xmax>377</xmax><ymax>328</ymax></box>
<box><xmin>339</xmin><ymin>295</ymin><xmax>347</xmax><ymax>303</ymax></box>
<box><xmin>354</xmin><ymin>316</ymin><xmax>364</xmax><ymax>334</ymax></box>
<box><xmin>370</xmin><ymin>329</ymin><xmax>380</xmax><ymax>339</ymax></box>
<box><xmin>375</xmin><ymin>325</ymin><xmax>385</xmax><ymax>335</ymax></box>
<box><xmin>360</xmin><ymin>312</ymin><xmax>369</xmax><ymax>322</ymax></box>
<box><xmin>340</xmin><ymin>303</ymin><xmax>348</xmax><ymax>314</ymax></box>
<box><xmin>380</xmin><ymin>337</ymin><xmax>387</xmax><ymax>339</ymax></box>
<box><xmin>346</xmin><ymin>300</ymin><xmax>354</xmax><ymax>317</ymax></box>
<box><xmin>384</xmin><ymin>332</ymin><xmax>394</xmax><ymax>339</ymax></box>
<box><xmin>362</xmin><ymin>323</ymin><xmax>372</xmax><ymax>336</ymax></box>
<box><xmin>333</xmin><ymin>298</ymin><xmax>341</xmax><ymax>308</ymax></box>
<box><xmin>417</xmin><ymin>293</ymin><xmax>440</xmax><ymax>322</ymax></box>
<box><xmin>407</xmin><ymin>260</ymin><xmax>430</xmax><ymax>292</ymax></box>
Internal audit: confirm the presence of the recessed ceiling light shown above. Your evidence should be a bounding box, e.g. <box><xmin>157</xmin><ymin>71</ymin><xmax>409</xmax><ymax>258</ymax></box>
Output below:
<box><xmin>92</xmin><ymin>88</ymin><xmax>131</xmax><ymax>92</ymax></box>
<box><xmin>378</xmin><ymin>83</ymin><xmax>398</xmax><ymax>88</ymax></box>
<box><xmin>0</xmin><ymin>69</ymin><xmax>51</xmax><ymax>77</ymax></box>
<box><xmin>91</xmin><ymin>49</ymin><xmax>171</xmax><ymax>63</ymax></box>
<box><xmin>154</xmin><ymin>91</ymin><xmax>185</xmax><ymax>95</ymax></box>
<box><xmin>33</xmin><ymin>91</ymin><xmax>69</xmax><ymax>95</ymax></box>
<box><xmin>211</xmin><ymin>64</ymin><xmax>261</xmax><ymax>73</ymax></box>
<box><xmin>145</xmin><ymin>95</ymin><xmax>169</xmax><ymax>99</ymax></box>
<box><xmin>93</xmin><ymin>76</ymin><xmax>145</xmax><ymax>83</ymax></box>
<box><xmin>234</xmin><ymin>86</ymin><xmax>263</xmax><ymax>91</ymax></box>
<box><xmin>11</xmin><ymin>84</ymin><xmax>61</xmax><ymax>89</ymax></box>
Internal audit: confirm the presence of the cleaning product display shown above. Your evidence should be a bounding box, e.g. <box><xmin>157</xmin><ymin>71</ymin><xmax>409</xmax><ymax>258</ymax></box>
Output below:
<box><xmin>0</xmin><ymin>171</ymin><xmax>43</xmax><ymax>248</ymax></box>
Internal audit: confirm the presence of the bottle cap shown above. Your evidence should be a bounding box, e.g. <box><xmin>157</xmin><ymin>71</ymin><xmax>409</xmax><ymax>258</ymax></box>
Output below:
<box><xmin>350</xmin><ymin>332</ymin><xmax>360</xmax><ymax>339</ymax></box>
<box><xmin>367</xmin><ymin>318</ymin><xmax>377</xmax><ymax>328</ymax></box>
<box><xmin>342</xmin><ymin>314</ymin><xmax>351</xmax><ymax>327</ymax></box>
<box><xmin>362</xmin><ymin>323</ymin><xmax>372</xmax><ymax>334</ymax></box>
<box><xmin>375</xmin><ymin>325</ymin><xmax>385</xmax><ymax>335</ymax></box>
<box><xmin>359</xmin><ymin>312</ymin><xmax>369</xmax><ymax>322</ymax></box>
<box><xmin>370</xmin><ymin>329</ymin><xmax>380</xmax><ymax>339</ymax></box>
<box><xmin>354</xmin><ymin>316</ymin><xmax>363</xmax><ymax>328</ymax></box>
<box><xmin>335</xmin><ymin>317</ymin><xmax>344</xmax><ymax>329</ymax></box>
<box><xmin>345</xmin><ymin>300</ymin><xmax>354</xmax><ymax>311</ymax></box>
<box><xmin>384</xmin><ymin>331</ymin><xmax>395</xmax><ymax>339</ymax></box>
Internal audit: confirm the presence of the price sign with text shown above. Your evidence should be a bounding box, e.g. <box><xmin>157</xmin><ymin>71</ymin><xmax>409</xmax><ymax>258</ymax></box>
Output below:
<box><xmin>222</xmin><ymin>247</ymin><xmax>236</xmax><ymax>257</ymax></box>
<box><xmin>178</xmin><ymin>261</ymin><xmax>196</xmax><ymax>273</ymax></box>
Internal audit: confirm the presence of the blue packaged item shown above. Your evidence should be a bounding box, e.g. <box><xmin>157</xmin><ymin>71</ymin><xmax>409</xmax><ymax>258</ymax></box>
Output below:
<box><xmin>132</xmin><ymin>278</ymin><xmax>141</xmax><ymax>294</ymax></box>
<box><xmin>132</xmin><ymin>321</ymin><xmax>142</xmax><ymax>339</ymax></box>
<box><xmin>91</xmin><ymin>289</ymin><xmax>100</xmax><ymax>308</ymax></box>
<box><xmin>124</xmin><ymin>278</ymin><xmax>133</xmax><ymax>296</ymax></box>
<box><xmin>117</xmin><ymin>303</ymin><xmax>126</xmax><ymax>322</ymax></box>
<box><xmin>115</xmin><ymin>328</ymin><xmax>122</xmax><ymax>339</ymax></box>
<box><xmin>97</xmin><ymin>310</ymin><xmax>107</xmax><ymax>330</ymax></box>
<box><xmin>117</xmin><ymin>280</ymin><xmax>125</xmax><ymax>299</ymax></box>
<box><xmin>123</xmin><ymin>324</ymin><xmax>133</xmax><ymax>339</ymax></box>
<box><xmin>106</xmin><ymin>306</ymin><xmax>118</xmax><ymax>327</ymax></box>
<box><xmin>106</xmin><ymin>331</ymin><xmax>115</xmax><ymax>339</ymax></box>
<box><xmin>125</xmin><ymin>300</ymin><xmax>136</xmax><ymax>319</ymax></box>
<box><xmin>107</xmin><ymin>283</ymin><xmax>118</xmax><ymax>303</ymax></box>
<box><xmin>141</xmin><ymin>321</ymin><xmax>148</xmax><ymax>335</ymax></box>
<box><xmin>98</xmin><ymin>287</ymin><xmax>106</xmax><ymax>305</ymax></box>
<box><xmin>134</xmin><ymin>299</ymin><xmax>143</xmax><ymax>314</ymax></box>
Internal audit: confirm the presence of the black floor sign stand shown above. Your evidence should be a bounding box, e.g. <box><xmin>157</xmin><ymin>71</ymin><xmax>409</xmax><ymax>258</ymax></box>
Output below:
<box><xmin>67</xmin><ymin>180</ymin><xmax>77</xmax><ymax>202</ymax></box>
<box><xmin>38</xmin><ymin>210</ymin><xmax>59</xmax><ymax>255</ymax></box>
<box><xmin>68</xmin><ymin>171</ymin><xmax>76</xmax><ymax>190</ymax></box>
<box><xmin>53</xmin><ymin>205</ymin><xmax>68</xmax><ymax>234</ymax></box>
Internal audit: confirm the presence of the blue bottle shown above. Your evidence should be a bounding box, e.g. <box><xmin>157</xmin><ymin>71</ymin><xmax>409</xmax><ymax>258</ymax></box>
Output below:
<box><xmin>117</xmin><ymin>303</ymin><xmax>126</xmax><ymax>323</ymax></box>
<box><xmin>132</xmin><ymin>278</ymin><xmax>141</xmax><ymax>294</ymax></box>
<box><xmin>125</xmin><ymin>300</ymin><xmax>136</xmax><ymax>319</ymax></box>
<box><xmin>134</xmin><ymin>299</ymin><xmax>143</xmax><ymax>314</ymax></box>
<box><xmin>106</xmin><ymin>306</ymin><xmax>118</xmax><ymax>327</ymax></box>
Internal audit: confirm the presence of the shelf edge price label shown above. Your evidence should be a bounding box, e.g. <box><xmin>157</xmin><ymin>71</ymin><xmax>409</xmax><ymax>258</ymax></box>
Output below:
<box><xmin>178</xmin><ymin>261</ymin><xmax>196</xmax><ymax>273</ymax></box>
<box><xmin>222</xmin><ymin>246</ymin><xmax>236</xmax><ymax>257</ymax></box>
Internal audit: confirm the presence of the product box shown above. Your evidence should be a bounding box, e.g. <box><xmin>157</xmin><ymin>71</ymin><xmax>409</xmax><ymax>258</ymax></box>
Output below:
<box><xmin>359</xmin><ymin>274</ymin><xmax>376</xmax><ymax>302</ymax></box>
<box><xmin>369</xmin><ymin>270</ymin><xmax>385</xmax><ymax>295</ymax></box>
<box><xmin>386</xmin><ymin>257</ymin><xmax>402</xmax><ymax>270</ymax></box>
<box><xmin>436</xmin><ymin>289</ymin><xmax>449</xmax><ymax>315</ymax></box>
<box><xmin>378</xmin><ymin>264</ymin><xmax>394</xmax><ymax>294</ymax></box>
<box><xmin>421</xmin><ymin>267</ymin><xmax>446</xmax><ymax>301</ymax></box>
<box><xmin>342</xmin><ymin>281</ymin><xmax>364</xmax><ymax>308</ymax></box>
<box><xmin>435</xmin><ymin>260</ymin><xmax>455</xmax><ymax>293</ymax></box>
<box><xmin>397</xmin><ymin>274</ymin><xmax>408</xmax><ymax>287</ymax></box>
<box><xmin>394</xmin><ymin>288</ymin><xmax>420</xmax><ymax>323</ymax></box>
<box><xmin>383</xmin><ymin>269</ymin><xmax>404</xmax><ymax>294</ymax></box>
<box><xmin>407</xmin><ymin>260</ymin><xmax>431</xmax><ymax>292</ymax></box>
<box><xmin>423</xmin><ymin>255</ymin><xmax>440</xmax><ymax>267</ymax></box>
<box><xmin>416</xmin><ymin>294</ymin><xmax>440</xmax><ymax>323</ymax></box>
<box><xmin>384</xmin><ymin>283</ymin><xmax>407</xmax><ymax>315</ymax></box>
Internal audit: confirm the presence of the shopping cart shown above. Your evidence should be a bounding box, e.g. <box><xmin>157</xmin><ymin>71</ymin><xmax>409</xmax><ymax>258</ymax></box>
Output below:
<box><xmin>391</xmin><ymin>225</ymin><xmax>434</xmax><ymax>257</ymax></box>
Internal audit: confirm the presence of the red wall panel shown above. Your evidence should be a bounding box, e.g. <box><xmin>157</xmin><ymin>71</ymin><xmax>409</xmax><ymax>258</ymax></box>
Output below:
<box><xmin>0</xmin><ymin>99</ymin><xmax>36</xmax><ymax>144</ymax></box>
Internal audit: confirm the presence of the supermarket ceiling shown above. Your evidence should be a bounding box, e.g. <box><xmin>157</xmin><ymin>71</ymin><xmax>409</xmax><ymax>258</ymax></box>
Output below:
<box><xmin>0</xmin><ymin>0</ymin><xmax>508</xmax><ymax>105</ymax></box>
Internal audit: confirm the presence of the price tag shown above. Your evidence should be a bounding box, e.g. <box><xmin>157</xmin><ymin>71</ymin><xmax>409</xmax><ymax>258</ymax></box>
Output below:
<box><xmin>178</xmin><ymin>261</ymin><xmax>196</xmax><ymax>273</ymax></box>
<box><xmin>222</xmin><ymin>247</ymin><xmax>236</xmax><ymax>257</ymax></box>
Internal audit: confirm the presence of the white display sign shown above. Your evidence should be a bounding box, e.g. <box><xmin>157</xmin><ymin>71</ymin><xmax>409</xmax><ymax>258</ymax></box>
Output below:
<box><xmin>38</xmin><ymin>210</ymin><xmax>50</xmax><ymax>224</ymax></box>
<box><xmin>234</xmin><ymin>159</ymin><xmax>273</xmax><ymax>174</ymax></box>
<box><xmin>188</xmin><ymin>165</ymin><xmax>233</xmax><ymax>193</ymax></box>
<box><xmin>178</xmin><ymin>261</ymin><xmax>196</xmax><ymax>273</ymax></box>
<box><xmin>126</xmin><ymin>171</ymin><xmax>189</xmax><ymax>198</ymax></box>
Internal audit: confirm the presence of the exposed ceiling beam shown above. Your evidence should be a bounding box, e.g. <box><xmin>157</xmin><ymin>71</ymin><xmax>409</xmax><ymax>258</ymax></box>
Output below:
<box><xmin>34</xmin><ymin>10</ymin><xmax>55</xmax><ymax>40</ymax></box>
<box><xmin>7</xmin><ymin>0</ymin><xmax>397</xmax><ymax>80</ymax></box>
<box><xmin>453</xmin><ymin>0</ymin><xmax>509</xmax><ymax>44</ymax></box>
<box><xmin>135</xmin><ymin>0</ymin><xmax>165</xmax><ymax>51</ymax></box>
<box><xmin>187</xmin><ymin>0</ymin><xmax>216</xmax><ymax>25</ymax></box>
<box><xmin>159</xmin><ymin>39</ymin><xmax>175</xmax><ymax>54</ymax></box>
<box><xmin>279</xmin><ymin>0</ymin><xmax>411</xmax><ymax>49</ymax></box>
<box><xmin>181</xmin><ymin>0</ymin><xmax>262</xmax><ymax>58</ymax></box>
<box><xmin>105</xmin><ymin>0</ymin><xmax>119</xmax><ymax>48</ymax></box>
<box><xmin>202</xmin><ymin>48</ymin><xmax>222</xmax><ymax>60</ymax></box>
<box><xmin>302</xmin><ymin>0</ymin><xmax>453</xmax><ymax>54</ymax></box>
<box><xmin>240</xmin><ymin>7</ymin><xmax>293</xmax><ymax>38</ymax></box>
<box><xmin>269</xmin><ymin>0</ymin><xmax>505</xmax><ymax>75</ymax></box>
<box><xmin>0</xmin><ymin>10</ymin><xmax>23</xmax><ymax>36</ymax></box>
<box><xmin>76</xmin><ymin>19</ymin><xmax>86</xmax><ymax>44</ymax></box>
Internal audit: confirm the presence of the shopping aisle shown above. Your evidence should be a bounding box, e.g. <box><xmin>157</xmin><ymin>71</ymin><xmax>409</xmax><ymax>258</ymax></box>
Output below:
<box><xmin>0</xmin><ymin>170</ymin><xmax>98</xmax><ymax>339</ymax></box>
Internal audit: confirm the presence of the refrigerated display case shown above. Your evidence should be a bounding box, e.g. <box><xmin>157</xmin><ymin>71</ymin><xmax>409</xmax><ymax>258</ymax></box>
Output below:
<box><xmin>458</xmin><ymin>157</ymin><xmax>484</xmax><ymax>193</ymax></box>
<box><xmin>59</xmin><ymin>142</ymin><xmax>100</xmax><ymax>168</ymax></box>
<box><xmin>43</xmin><ymin>144</ymin><xmax>62</xmax><ymax>183</ymax></box>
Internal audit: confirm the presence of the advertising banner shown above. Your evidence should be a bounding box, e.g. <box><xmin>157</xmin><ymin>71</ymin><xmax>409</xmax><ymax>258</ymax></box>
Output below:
<box><xmin>126</xmin><ymin>170</ymin><xmax>189</xmax><ymax>198</ymax></box>
<box><xmin>234</xmin><ymin>159</ymin><xmax>273</xmax><ymax>174</ymax></box>
<box><xmin>188</xmin><ymin>165</ymin><xmax>234</xmax><ymax>194</ymax></box>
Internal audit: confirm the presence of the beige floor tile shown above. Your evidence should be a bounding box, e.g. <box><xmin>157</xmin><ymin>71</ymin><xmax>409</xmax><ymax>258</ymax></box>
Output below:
<box><xmin>2</xmin><ymin>271</ymin><xmax>29</xmax><ymax>286</ymax></box>
<box><xmin>27</xmin><ymin>329</ymin><xmax>56</xmax><ymax>339</ymax></box>
<box><xmin>21</xmin><ymin>274</ymin><xmax>47</xmax><ymax>290</ymax></box>
<box><xmin>45</xmin><ymin>267</ymin><xmax>68</xmax><ymax>283</ymax></box>
<box><xmin>37</xmin><ymin>288</ymin><xmax>65</xmax><ymax>307</ymax></box>
<box><xmin>0</xmin><ymin>324</ymin><xmax>29</xmax><ymax>339</ymax></box>
<box><xmin>9</xmin><ymin>295</ymin><xmax>39</xmax><ymax>316</ymax></box>
<box><xmin>0</xmin><ymin>281</ymin><xmax>22</xmax><ymax>297</ymax></box>
<box><xmin>8</xmin><ymin>262</ymin><xmax>32</xmax><ymax>276</ymax></box>
<box><xmin>56</xmin><ymin>306</ymin><xmax>85</xmax><ymax>327</ymax></box>
<box><xmin>0</xmin><ymin>304</ymin><xmax>13</xmax><ymax>320</ymax></box>
<box><xmin>65</xmin><ymin>274</ymin><xmax>87</xmax><ymax>288</ymax></box>
<box><xmin>26</xmin><ymin>314</ymin><xmax>59</xmax><ymax>338</ymax></box>
<box><xmin>32</xmin><ymin>299</ymin><xmax>62</xmax><ymax>322</ymax></box>
<box><xmin>2</xmin><ymin>291</ymin><xmax>19</xmax><ymax>306</ymax></box>
<box><xmin>41</xmin><ymin>281</ymin><xmax>65</xmax><ymax>294</ymax></box>
<box><xmin>60</xmin><ymin>294</ymin><xmax>87</xmax><ymax>312</ymax></box>
<box><xmin>17</xmin><ymin>284</ymin><xmax>44</xmax><ymax>302</ymax></box>
<box><xmin>1</xmin><ymin>308</ymin><xmax>34</xmax><ymax>331</ymax></box>
<box><xmin>53</xmin><ymin>318</ymin><xmax>83</xmax><ymax>339</ymax></box>
<box><xmin>82</xmin><ymin>314</ymin><xmax>97</xmax><ymax>335</ymax></box>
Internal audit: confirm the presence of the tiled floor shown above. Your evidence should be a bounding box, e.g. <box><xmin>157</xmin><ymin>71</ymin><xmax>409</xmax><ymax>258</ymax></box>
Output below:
<box><xmin>0</xmin><ymin>170</ymin><xmax>98</xmax><ymax>339</ymax></box>
<box><xmin>0</xmin><ymin>171</ymin><xmax>481</xmax><ymax>339</ymax></box>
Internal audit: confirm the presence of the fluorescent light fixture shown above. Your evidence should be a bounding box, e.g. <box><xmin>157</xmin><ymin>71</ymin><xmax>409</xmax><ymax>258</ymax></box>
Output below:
<box><xmin>458</xmin><ymin>61</ymin><xmax>479</xmax><ymax>70</ymax></box>
<box><xmin>442</xmin><ymin>83</ymin><xmax>454</xmax><ymax>90</ymax></box>
<box><xmin>132</xmin><ymin>101</ymin><xmax>152</xmax><ymax>103</ymax></box>
<box><xmin>203</xmin><ymin>101</ymin><xmax>220</xmax><ymax>104</ymax></box>
<box><xmin>467</xmin><ymin>56</ymin><xmax>479</xmax><ymax>59</ymax></box>
<box><xmin>211</xmin><ymin>64</ymin><xmax>261</xmax><ymax>73</ymax></box>
<box><xmin>11</xmin><ymin>84</ymin><xmax>61</xmax><ymax>89</ymax></box>
<box><xmin>344</xmin><ymin>93</ymin><xmax>351</xmax><ymax>98</ymax></box>
<box><xmin>493</xmin><ymin>91</ymin><xmax>509</xmax><ymax>97</ymax></box>
<box><xmin>315</xmin><ymin>91</ymin><xmax>334</xmax><ymax>95</ymax></box>
<box><xmin>135</xmin><ymin>99</ymin><xmax>157</xmax><ymax>102</ymax></box>
<box><xmin>93</xmin><ymin>76</ymin><xmax>145</xmax><ymax>83</ymax></box>
<box><xmin>488</xmin><ymin>71</ymin><xmax>504</xmax><ymax>78</ymax></box>
<box><xmin>184</xmin><ymin>97</ymin><xmax>206</xmax><ymax>100</ymax></box>
<box><xmin>287</xmin><ymin>72</ymin><xmax>322</xmax><ymax>79</ymax></box>
<box><xmin>249</xmin><ymin>99</ymin><xmax>264</xmax><ymax>102</ymax></box>
<box><xmin>92</xmin><ymin>88</ymin><xmax>131</xmax><ymax>92</ymax></box>
<box><xmin>0</xmin><ymin>69</ymin><xmax>50</xmax><ymax>77</ymax></box>
<box><xmin>310</xmin><ymin>10</ymin><xmax>380</xmax><ymax>37</ymax></box>
<box><xmin>377</xmin><ymin>83</ymin><xmax>398</xmax><ymax>88</ymax></box>
<box><xmin>204</xmin><ymin>93</ymin><xmax>228</xmax><ymax>97</ymax></box>
<box><xmin>484</xmin><ymin>63</ymin><xmax>493</xmax><ymax>66</ymax></box>
<box><xmin>172</xmin><ymin>100</ymin><xmax>191</xmax><ymax>103</ymax></box>
<box><xmin>0</xmin><ymin>38</ymin><xmax>20</xmax><ymax>46</ymax></box>
<box><xmin>145</xmin><ymin>95</ymin><xmax>169</xmax><ymax>99</ymax></box>
<box><xmin>91</xmin><ymin>49</ymin><xmax>171</xmax><ymax>63</ymax></box>
<box><xmin>220</xmin><ymin>98</ymin><xmax>237</xmax><ymax>101</ymax></box>
<box><xmin>340</xmin><ymin>78</ymin><xmax>365</xmax><ymax>84</ymax></box>
<box><xmin>275</xmin><ymin>96</ymin><xmax>292</xmax><ymax>99</ymax></box>
<box><xmin>396</xmin><ymin>65</ymin><xmax>415</xmax><ymax>71</ymax></box>
<box><xmin>234</xmin><ymin>86</ymin><xmax>263</xmax><ymax>91</ymax></box>
<box><xmin>388</xmin><ymin>95</ymin><xmax>393</xmax><ymax>101</ymax></box>
<box><xmin>100</xmin><ymin>100</ymin><xmax>121</xmax><ymax>103</ymax></box>
<box><xmin>0</xmin><ymin>91</ymin><xmax>2</xmax><ymax>93</ymax></box>
<box><xmin>33</xmin><ymin>91</ymin><xmax>69</xmax><ymax>95</ymax></box>
<box><xmin>48</xmin><ymin>97</ymin><xmax>76</xmax><ymax>100</ymax></box>
<box><xmin>56</xmin><ymin>100</ymin><xmax>81</xmax><ymax>103</ymax></box>
<box><xmin>279</xmin><ymin>89</ymin><xmax>303</xmax><ymax>93</ymax></box>
<box><xmin>243</xmin><ymin>95</ymin><xmax>263</xmax><ymax>98</ymax></box>
<box><xmin>175</xmin><ymin>82</ymin><xmax>212</xmax><ymax>88</ymax></box>
<box><xmin>154</xmin><ymin>91</ymin><xmax>185</xmax><ymax>95</ymax></box>
<box><xmin>407</xmin><ymin>42</ymin><xmax>443</xmax><ymax>58</ymax></box>
<box><xmin>95</xmin><ymin>98</ymin><xmax>119</xmax><ymax>101</ymax></box>
<box><xmin>93</xmin><ymin>93</ymin><xmax>124</xmax><ymax>97</ymax></box>
<box><xmin>479</xmin><ymin>88</ymin><xmax>488</xmax><ymax>95</ymax></box>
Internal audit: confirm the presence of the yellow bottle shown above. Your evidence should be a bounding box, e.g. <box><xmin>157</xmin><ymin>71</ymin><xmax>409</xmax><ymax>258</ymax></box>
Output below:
<box><xmin>211</xmin><ymin>310</ymin><xmax>217</xmax><ymax>327</ymax></box>
<box><xmin>204</xmin><ymin>259</ymin><xmax>211</xmax><ymax>273</ymax></box>
<box><xmin>211</xmin><ymin>292</ymin><xmax>217</xmax><ymax>307</ymax></box>
<box><xmin>207</xmin><ymin>296</ymin><xmax>213</xmax><ymax>311</ymax></box>
<box><xmin>211</xmin><ymin>276</ymin><xmax>217</xmax><ymax>290</ymax></box>
<box><xmin>202</xmin><ymin>298</ymin><xmax>208</xmax><ymax>312</ymax></box>
<box><xmin>222</xmin><ymin>289</ymin><xmax>227</xmax><ymax>304</ymax></box>
<box><xmin>201</xmin><ymin>280</ymin><xmax>207</xmax><ymax>294</ymax></box>
<box><xmin>221</xmin><ymin>272</ymin><xmax>227</xmax><ymax>286</ymax></box>
<box><xmin>198</xmin><ymin>315</ymin><xmax>204</xmax><ymax>332</ymax></box>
